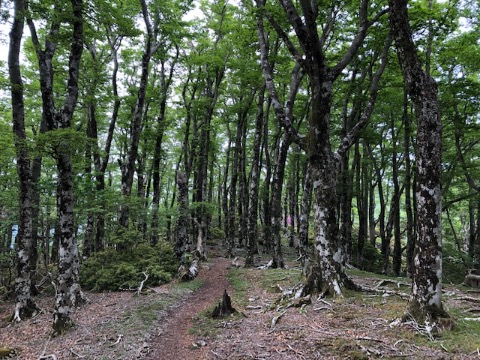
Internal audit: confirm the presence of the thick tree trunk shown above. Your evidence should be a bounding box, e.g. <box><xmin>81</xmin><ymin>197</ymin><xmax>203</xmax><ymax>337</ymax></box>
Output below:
<box><xmin>9</xmin><ymin>0</ymin><xmax>39</xmax><ymax>320</ymax></box>
<box><xmin>51</xmin><ymin>0</ymin><xmax>87</xmax><ymax>334</ymax></box>
<box><xmin>53</xmin><ymin>153</ymin><xmax>87</xmax><ymax>335</ymax></box>
<box><xmin>389</xmin><ymin>0</ymin><xmax>447</xmax><ymax>322</ymax></box>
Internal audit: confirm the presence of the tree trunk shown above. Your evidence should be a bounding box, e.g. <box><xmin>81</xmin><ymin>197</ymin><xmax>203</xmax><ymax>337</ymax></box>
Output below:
<box><xmin>245</xmin><ymin>86</ymin><xmax>265</xmax><ymax>267</ymax></box>
<box><xmin>389</xmin><ymin>0</ymin><xmax>447</xmax><ymax>322</ymax></box>
<box><xmin>53</xmin><ymin>152</ymin><xmax>87</xmax><ymax>335</ymax></box>
<box><xmin>403</xmin><ymin>91</ymin><xmax>415</xmax><ymax>277</ymax></box>
<box><xmin>298</xmin><ymin>164</ymin><xmax>313</xmax><ymax>274</ymax></box>
<box><xmin>355</xmin><ymin>143</ymin><xmax>368</xmax><ymax>267</ymax></box>
<box><xmin>391</xmin><ymin>117</ymin><xmax>402</xmax><ymax>276</ymax></box>
<box><xmin>51</xmin><ymin>0</ymin><xmax>88</xmax><ymax>334</ymax></box>
<box><xmin>226</xmin><ymin>113</ymin><xmax>243</xmax><ymax>257</ymax></box>
<box><xmin>118</xmin><ymin>0</ymin><xmax>157</xmax><ymax>232</ymax></box>
<box><xmin>175</xmin><ymin>171</ymin><xmax>191</xmax><ymax>260</ymax></box>
<box><xmin>9</xmin><ymin>0</ymin><xmax>40</xmax><ymax>320</ymax></box>
<box><xmin>270</xmin><ymin>135</ymin><xmax>291</xmax><ymax>268</ymax></box>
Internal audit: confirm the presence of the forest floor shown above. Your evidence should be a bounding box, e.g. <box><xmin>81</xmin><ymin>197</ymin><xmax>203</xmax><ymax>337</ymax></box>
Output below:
<box><xmin>2</xmin><ymin>243</ymin><xmax>480</xmax><ymax>359</ymax></box>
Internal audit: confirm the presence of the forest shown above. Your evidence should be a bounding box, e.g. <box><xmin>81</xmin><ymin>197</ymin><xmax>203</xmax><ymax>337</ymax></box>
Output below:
<box><xmin>1</xmin><ymin>0</ymin><xmax>480</xmax><ymax>358</ymax></box>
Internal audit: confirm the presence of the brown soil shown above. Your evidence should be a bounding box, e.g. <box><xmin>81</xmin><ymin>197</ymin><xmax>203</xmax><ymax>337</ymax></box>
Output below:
<box><xmin>146</xmin><ymin>257</ymin><xmax>233</xmax><ymax>360</ymax></box>
<box><xmin>1</xmin><ymin>245</ymin><xmax>480</xmax><ymax>359</ymax></box>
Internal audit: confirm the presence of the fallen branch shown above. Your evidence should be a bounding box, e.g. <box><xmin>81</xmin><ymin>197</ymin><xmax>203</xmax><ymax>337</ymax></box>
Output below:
<box><xmin>137</xmin><ymin>272</ymin><xmax>149</xmax><ymax>296</ymax></box>
<box><xmin>39</xmin><ymin>355</ymin><xmax>57</xmax><ymax>360</ymax></box>
<box><xmin>360</xmin><ymin>286</ymin><xmax>410</xmax><ymax>299</ymax></box>
<box><xmin>456</xmin><ymin>296</ymin><xmax>480</xmax><ymax>303</ymax></box>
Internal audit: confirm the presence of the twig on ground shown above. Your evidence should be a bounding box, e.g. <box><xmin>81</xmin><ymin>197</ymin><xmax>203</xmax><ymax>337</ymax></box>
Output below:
<box><xmin>355</xmin><ymin>336</ymin><xmax>384</xmax><ymax>343</ymax></box>
<box><xmin>69</xmin><ymin>348</ymin><xmax>85</xmax><ymax>358</ymax></box>
<box><xmin>111</xmin><ymin>334</ymin><xmax>124</xmax><ymax>346</ymax></box>
<box><xmin>287</xmin><ymin>344</ymin><xmax>306</xmax><ymax>359</ymax></box>
<box><xmin>393</xmin><ymin>339</ymin><xmax>403</xmax><ymax>348</ymax></box>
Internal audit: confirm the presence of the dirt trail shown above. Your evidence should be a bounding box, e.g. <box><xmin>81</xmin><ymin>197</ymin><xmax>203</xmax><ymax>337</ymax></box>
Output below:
<box><xmin>147</xmin><ymin>257</ymin><xmax>233</xmax><ymax>360</ymax></box>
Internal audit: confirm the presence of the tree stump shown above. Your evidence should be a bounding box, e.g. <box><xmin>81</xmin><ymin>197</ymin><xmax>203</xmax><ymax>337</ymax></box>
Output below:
<box><xmin>211</xmin><ymin>290</ymin><xmax>236</xmax><ymax>318</ymax></box>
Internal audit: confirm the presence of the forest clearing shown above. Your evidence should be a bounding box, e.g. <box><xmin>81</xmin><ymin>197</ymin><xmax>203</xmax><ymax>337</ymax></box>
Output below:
<box><xmin>2</xmin><ymin>244</ymin><xmax>480</xmax><ymax>359</ymax></box>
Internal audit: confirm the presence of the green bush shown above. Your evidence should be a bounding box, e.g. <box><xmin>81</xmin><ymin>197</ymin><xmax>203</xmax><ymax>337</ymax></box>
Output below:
<box><xmin>361</xmin><ymin>242</ymin><xmax>383</xmax><ymax>273</ymax></box>
<box><xmin>443</xmin><ymin>241</ymin><xmax>471</xmax><ymax>284</ymax></box>
<box><xmin>209</xmin><ymin>227</ymin><xmax>225</xmax><ymax>240</ymax></box>
<box><xmin>80</xmin><ymin>242</ymin><xmax>178</xmax><ymax>291</ymax></box>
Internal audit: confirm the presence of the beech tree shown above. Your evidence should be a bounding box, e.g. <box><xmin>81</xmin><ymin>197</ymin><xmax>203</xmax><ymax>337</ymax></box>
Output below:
<box><xmin>25</xmin><ymin>0</ymin><xmax>87</xmax><ymax>333</ymax></box>
<box><xmin>388</xmin><ymin>0</ymin><xmax>447</xmax><ymax>322</ymax></box>
<box><xmin>256</xmin><ymin>0</ymin><xmax>390</xmax><ymax>295</ymax></box>
<box><xmin>9</xmin><ymin>0</ymin><xmax>40</xmax><ymax>322</ymax></box>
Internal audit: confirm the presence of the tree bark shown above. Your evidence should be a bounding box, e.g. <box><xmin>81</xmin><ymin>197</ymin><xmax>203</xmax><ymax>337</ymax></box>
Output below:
<box><xmin>26</xmin><ymin>0</ymin><xmax>87</xmax><ymax>332</ymax></box>
<box><xmin>389</xmin><ymin>0</ymin><xmax>447</xmax><ymax>322</ymax></box>
<box><xmin>403</xmin><ymin>91</ymin><xmax>415</xmax><ymax>277</ymax></box>
<box><xmin>175</xmin><ymin>171</ymin><xmax>191</xmax><ymax>260</ymax></box>
<box><xmin>245</xmin><ymin>85</ymin><xmax>266</xmax><ymax>267</ymax></box>
<box><xmin>298</xmin><ymin>163</ymin><xmax>312</xmax><ymax>274</ymax></box>
<box><xmin>9</xmin><ymin>0</ymin><xmax>40</xmax><ymax>321</ymax></box>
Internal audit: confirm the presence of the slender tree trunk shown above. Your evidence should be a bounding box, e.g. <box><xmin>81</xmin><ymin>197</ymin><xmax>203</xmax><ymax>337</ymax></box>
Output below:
<box><xmin>391</xmin><ymin>118</ymin><xmax>402</xmax><ymax>276</ymax></box>
<box><xmin>151</xmin><ymin>56</ymin><xmax>177</xmax><ymax>244</ymax></box>
<box><xmin>354</xmin><ymin>143</ymin><xmax>366</xmax><ymax>266</ymax></box>
<box><xmin>119</xmin><ymin>0</ymin><xmax>157</xmax><ymax>232</ymax></box>
<box><xmin>298</xmin><ymin>164</ymin><xmax>313</xmax><ymax>274</ymax></box>
<box><xmin>367</xmin><ymin>143</ymin><xmax>386</xmax><ymax>270</ymax></box>
<box><xmin>246</xmin><ymin>86</ymin><xmax>265</xmax><ymax>267</ymax></box>
<box><xmin>262</xmin><ymin>113</ymin><xmax>273</xmax><ymax>253</ymax></box>
<box><xmin>175</xmin><ymin>171</ymin><xmax>191</xmax><ymax>261</ymax></box>
<box><xmin>270</xmin><ymin>135</ymin><xmax>291</xmax><ymax>268</ymax></box>
<box><xmin>404</xmin><ymin>92</ymin><xmax>415</xmax><ymax>277</ymax></box>
<box><xmin>389</xmin><ymin>0</ymin><xmax>447</xmax><ymax>322</ymax></box>
<box><xmin>226</xmin><ymin>115</ymin><xmax>243</xmax><ymax>257</ymax></box>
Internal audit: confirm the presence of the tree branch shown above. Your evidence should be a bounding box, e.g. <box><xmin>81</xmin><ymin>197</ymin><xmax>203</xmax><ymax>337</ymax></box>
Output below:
<box><xmin>337</xmin><ymin>33</ymin><xmax>392</xmax><ymax>159</ymax></box>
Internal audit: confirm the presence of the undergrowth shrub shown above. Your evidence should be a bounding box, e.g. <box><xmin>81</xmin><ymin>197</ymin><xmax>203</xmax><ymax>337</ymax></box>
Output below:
<box><xmin>80</xmin><ymin>242</ymin><xmax>178</xmax><ymax>291</ymax></box>
<box><xmin>443</xmin><ymin>241</ymin><xmax>471</xmax><ymax>284</ymax></box>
